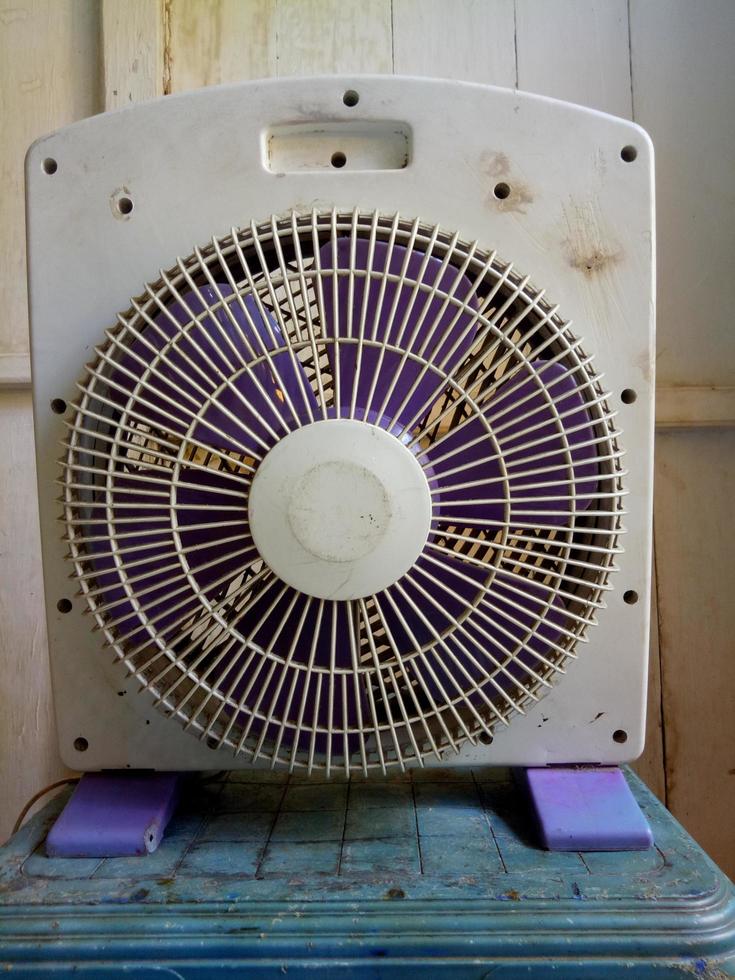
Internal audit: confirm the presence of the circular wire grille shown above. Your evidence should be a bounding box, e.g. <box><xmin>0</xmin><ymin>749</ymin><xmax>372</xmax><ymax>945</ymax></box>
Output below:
<box><xmin>62</xmin><ymin>210</ymin><xmax>625</xmax><ymax>773</ymax></box>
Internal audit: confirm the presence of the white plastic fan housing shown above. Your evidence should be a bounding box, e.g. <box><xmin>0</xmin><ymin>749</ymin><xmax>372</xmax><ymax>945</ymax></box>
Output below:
<box><xmin>26</xmin><ymin>75</ymin><xmax>655</xmax><ymax>773</ymax></box>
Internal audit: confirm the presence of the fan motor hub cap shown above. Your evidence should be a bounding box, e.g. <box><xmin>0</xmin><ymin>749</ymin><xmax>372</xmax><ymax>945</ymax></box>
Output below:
<box><xmin>288</xmin><ymin>460</ymin><xmax>391</xmax><ymax>563</ymax></box>
<box><xmin>248</xmin><ymin>419</ymin><xmax>432</xmax><ymax>600</ymax></box>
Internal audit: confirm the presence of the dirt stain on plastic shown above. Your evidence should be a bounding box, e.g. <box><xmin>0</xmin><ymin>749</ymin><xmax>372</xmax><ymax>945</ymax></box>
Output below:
<box><xmin>480</xmin><ymin>151</ymin><xmax>534</xmax><ymax>214</ymax></box>
<box><xmin>562</xmin><ymin>198</ymin><xmax>623</xmax><ymax>278</ymax></box>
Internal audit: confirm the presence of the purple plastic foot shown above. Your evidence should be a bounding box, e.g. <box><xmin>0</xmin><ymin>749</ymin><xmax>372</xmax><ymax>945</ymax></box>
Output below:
<box><xmin>46</xmin><ymin>771</ymin><xmax>182</xmax><ymax>858</ymax></box>
<box><xmin>520</xmin><ymin>766</ymin><xmax>653</xmax><ymax>851</ymax></box>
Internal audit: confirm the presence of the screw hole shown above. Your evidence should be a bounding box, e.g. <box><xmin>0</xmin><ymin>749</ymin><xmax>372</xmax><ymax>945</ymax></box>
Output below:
<box><xmin>331</xmin><ymin>151</ymin><xmax>347</xmax><ymax>169</ymax></box>
<box><xmin>51</xmin><ymin>398</ymin><xmax>67</xmax><ymax>415</ymax></box>
<box><xmin>116</xmin><ymin>196</ymin><xmax>134</xmax><ymax>216</ymax></box>
<box><xmin>621</xmin><ymin>388</ymin><xmax>637</xmax><ymax>404</ymax></box>
<box><xmin>343</xmin><ymin>89</ymin><xmax>359</xmax><ymax>107</ymax></box>
<box><xmin>56</xmin><ymin>598</ymin><xmax>72</xmax><ymax>614</ymax></box>
<box><xmin>478</xmin><ymin>732</ymin><xmax>494</xmax><ymax>745</ymax></box>
<box><xmin>623</xmin><ymin>590</ymin><xmax>639</xmax><ymax>605</ymax></box>
<box><xmin>494</xmin><ymin>181</ymin><xmax>511</xmax><ymax>200</ymax></box>
<box><xmin>73</xmin><ymin>737</ymin><xmax>89</xmax><ymax>752</ymax></box>
<box><xmin>613</xmin><ymin>729</ymin><xmax>628</xmax><ymax>744</ymax></box>
<box><xmin>621</xmin><ymin>145</ymin><xmax>637</xmax><ymax>163</ymax></box>
<box><xmin>43</xmin><ymin>158</ymin><xmax>58</xmax><ymax>175</ymax></box>
<box><xmin>206</xmin><ymin>736</ymin><xmax>219</xmax><ymax>751</ymax></box>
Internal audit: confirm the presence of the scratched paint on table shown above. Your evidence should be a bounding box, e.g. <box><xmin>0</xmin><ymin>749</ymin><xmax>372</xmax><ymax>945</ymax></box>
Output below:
<box><xmin>0</xmin><ymin>768</ymin><xmax>714</xmax><ymax>909</ymax></box>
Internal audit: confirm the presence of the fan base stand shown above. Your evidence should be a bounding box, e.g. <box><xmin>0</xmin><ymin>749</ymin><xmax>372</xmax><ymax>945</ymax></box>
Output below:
<box><xmin>518</xmin><ymin>765</ymin><xmax>654</xmax><ymax>851</ymax></box>
<box><xmin>46</xmin><ymin>771</ymin><xmax>182</xmax><ymax>858</ymax></box>
<box><xmin>43</xmin><ymin>766</ymin><xmax>653</xmax><ymax>856</ymax></box>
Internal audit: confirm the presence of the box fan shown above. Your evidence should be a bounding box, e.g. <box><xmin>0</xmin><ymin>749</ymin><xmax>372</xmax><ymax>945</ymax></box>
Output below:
<box><xmin>26</xmin><ymin>76</ymin><xmax>655</xmax><ymax>855</ymax></box>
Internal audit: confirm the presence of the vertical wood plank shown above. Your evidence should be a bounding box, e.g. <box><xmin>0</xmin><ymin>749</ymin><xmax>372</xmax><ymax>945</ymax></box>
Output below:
<box><xmin>392</xmin><ymin>0</ymin><xmax>516</xmax><ymax>86</ymax></box>
<box><xmin>654</xmin><ymin>430</ymin><xmax>735</xmax><ymax>878</ymax></box>
<box><xmin>631</xmin><ymin>0</ymin><xmax>735</xmax><ymax>874</ymax></box>
<box><xmin>275</xmin><ymin>0</ymin><xmax>392</xmax><ymax>76</ymax></box>
<box><xmin>102</xmin><ymin>0</ymin><xmax>165</xmax><ymax>109</ymax></box>
<box><xmin>0</xmin><ymin>0</ymin><xmax>100</xmax><ymax>843</ymax></box>
<box><xmin>170</xmin><ymin>0</ymin><xmax>393</xmax><ymax>90</ymax></box>
<box><xmin>169</xmin><ymin>0</ymin><xmax>276</xmax><ymax>91</ymax></box>
<box><xmin>630</xmin><ymin>0</ymin><xmax>735</xmax><ymax>389</ymax></box>
<box><xmin>0</xmin><ymin>0</ymin><xmax>101</xmax><ymax>355</ymax></box>
<box><xmin>0</xmin><ymin>393</ymin><xmax>71</xmax><ymax>843</ymax></box>
<box><xmin>515</xmin><ymin>0</ymin><xmax>632</xmax><ymax>117</ymax></box>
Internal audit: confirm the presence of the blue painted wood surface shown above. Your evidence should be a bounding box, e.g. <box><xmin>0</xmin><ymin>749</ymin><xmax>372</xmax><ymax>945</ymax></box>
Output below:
<box><xmin>0</xmin><ymin>767</ymin><xmax>733</xmax><ymax>977</ymax></box>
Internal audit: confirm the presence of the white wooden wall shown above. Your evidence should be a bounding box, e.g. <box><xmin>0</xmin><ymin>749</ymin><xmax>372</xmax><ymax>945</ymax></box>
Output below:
<box><xmin>1</xmin><ymin>0</ymin><xmax>733</xmax><ymax>875</ymax></box>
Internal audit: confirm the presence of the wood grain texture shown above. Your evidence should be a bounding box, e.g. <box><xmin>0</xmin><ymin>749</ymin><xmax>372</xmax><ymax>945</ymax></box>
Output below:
<box><xmin>274</xmin><ymin>0</ymin><xmax>391</xmax><ymax>76</ymax></box>
<box><xmin>630</xmin><ymin>0</ymin><xmax>735</xmax><ymax>874</ymax></box>
<box><xmin>102</xmin><ymin>0</ymin><xmax>164</xmax><ymax>109</ymax></box>
<box><xmin>0</xmin><ymin>0</ymin><xmax>100</xmax><ymax>843</ymax></box>
<box><xmin>0</xmin><ymin>354</ymin><xmax>31</xmax><ymax>388</ymax></box>
<box><xmin>0</xmin><ymin>0</ymin><xmax>101</xmax><ymax>355</ymax></box>
<box><xmin>630</xmin><ymin>0</ymin><xmax>735</xmax><ymax>388</ymax></box>
<box><xmin>654</xmin><ymin>430</ymin><xmax>735</xmax><ymax>877</ymax></box>
<box><xmin>169</xmin><ymin>0</ymin><xmax>276</xmax><ymax>90</ymax></box>
<box><xmin>515</xmin><ymin>0</ymin><xmax>632</xmax><ymax>116</ymax></box>
<box><xmin>392</xmin><ymin>0</ymin><xmax>515</xmax><ymax>85</ymax></box>
<box><xmin>0</xmin><ymin>392</ymin><xmax>70</xmax><ymax>843</ymax></box>
<box><xmin>169</xmin><ymin>0</ymin><xmax>391</xmax><ymax>91</ymax></box>
<box><xmin>656</xmin><ymin>386</ymin><xmax>735</xmax><ymax>429</ymax></box>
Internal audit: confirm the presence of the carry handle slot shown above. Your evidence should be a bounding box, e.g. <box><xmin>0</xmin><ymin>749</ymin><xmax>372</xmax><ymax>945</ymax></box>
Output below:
<box><xmin>264</xmin><ymin>121</ymin><xmax>411</xmax><ymax>173</ymax></box>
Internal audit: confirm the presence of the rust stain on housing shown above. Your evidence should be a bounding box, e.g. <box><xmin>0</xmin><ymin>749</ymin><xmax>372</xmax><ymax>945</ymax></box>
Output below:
<box><xmin>480</xmin><ymin>150</ymin><xmax>534</xmax><ymax>214</ymax></box>
<box><xmin>562</xmin><ymin>198</ymin><xmax>623</xmax><ymax>278</ymax></box>
<box><xmin>482</xmin><ymin>150</ymin><xmax>511</xmax><ymax>179</ymax></box>
<box><xmin>569</xmin><ymin>249</ymin><xmax>622</xmax><ymax>277</ymax></box>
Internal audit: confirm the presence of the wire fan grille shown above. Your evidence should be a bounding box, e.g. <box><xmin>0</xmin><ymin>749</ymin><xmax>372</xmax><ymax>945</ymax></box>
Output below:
<box><xmin>62</xmin><ymin>210</ymin><xmax>625</xmax><ymax>774</ymax></box>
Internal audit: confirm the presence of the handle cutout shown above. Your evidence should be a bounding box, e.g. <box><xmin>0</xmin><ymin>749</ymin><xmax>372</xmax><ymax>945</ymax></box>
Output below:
<box><xmin>265</xmin><ymin>121</ymin><xmax>411</xmax><ymax>173</ymax></box>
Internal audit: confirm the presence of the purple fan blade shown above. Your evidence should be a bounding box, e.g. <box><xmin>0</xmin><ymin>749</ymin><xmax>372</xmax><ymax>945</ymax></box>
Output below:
<box><xmin>423</xmin><ymin>360</ymin><xmax>598</xmax><ymax>530</ymax></box>
<box><xmin>490</xmin><ymin>360</ymin><xmax>598</xmax><ymax>526</ymax></box>
<box><xmin>382</xmin><ymin>551</ymin><xmax>489</xmax><ymax>654</ymax></box>
<box><xmin>86</xmin><ymin>466</ymin><xmax>248</xmax><ymax>649</ymax></box>
<box><xmin>423</xmin><ymin>416</ymin><xmax>506</xmax><ymax>526</ymax></box>
<box><xmin>174</xmin><ymin>466</ymin><xmax>250</xmax><ymax>592</ymax></box>
<box><xmin>225</xmin><ymin>665</ymin><xmax>364</xmax><ymax>759</ymax></box>
<box><xmin>377</xmin><ymin>552</ymin><xmax>489</xmax><ymax>722</ymax></box>
<box><xmin>462</xmin><ymin>577</ymin><xmax>569</xmax><ymax>694</ymax></box>
<box><xmin>198</xmin><ymin>300</ymin><xmax>319</xmax><ymax>453</ymax></box>
<box><xmin>320</xmin><ymin>238</ymin><xmax>478</xmax><ymax>427</ymax></box>
<box><xmin>222</xmin><ymin>599</ymin><xmax>366</xmax><ymax>759</ymax></box>
<box><xmin>411</xmin><ymin>562</ymin><xmax>568</xmax><ymax>710</ymax></box>
<box><xmin>110</xmin><ymin>287</ymin><xmax>317</xmax><ymax>455</ymax></box>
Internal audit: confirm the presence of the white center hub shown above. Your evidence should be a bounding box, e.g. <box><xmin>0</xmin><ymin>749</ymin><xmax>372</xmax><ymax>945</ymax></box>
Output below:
<box><xmin>248</xmin><ymin>420</ymin><xmax>432</xmax><ymax>600</ymax></box>
<box><xmin>288</xmin><ymin>460</ymin><xmax>390</xmax><ymax>563</ymax></box>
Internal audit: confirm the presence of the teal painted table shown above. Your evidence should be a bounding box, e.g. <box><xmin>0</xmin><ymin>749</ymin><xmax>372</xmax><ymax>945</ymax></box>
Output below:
<box><xmin>1</xmin><ymin>767</ymin><xmax>734</xmax><ymax>977</ymax></box>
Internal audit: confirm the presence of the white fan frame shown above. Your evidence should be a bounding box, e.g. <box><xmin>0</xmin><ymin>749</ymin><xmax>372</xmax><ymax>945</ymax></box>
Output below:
<box><xmin>26</xmin><ymin>75</ymin><xmax>655</xmax><ymax>772</ymax></box>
